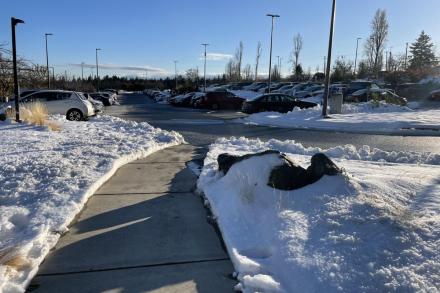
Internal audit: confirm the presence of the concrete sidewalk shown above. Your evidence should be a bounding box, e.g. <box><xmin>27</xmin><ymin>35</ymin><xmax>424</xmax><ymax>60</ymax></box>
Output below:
<box><xmin>30</xmin><ymin>145</ymin><xmax>235</xmax><ymax>293</ymax></box>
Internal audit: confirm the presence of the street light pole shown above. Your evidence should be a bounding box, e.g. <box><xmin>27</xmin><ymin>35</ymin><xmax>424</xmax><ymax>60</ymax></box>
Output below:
<box><xmin>202</xmin><ymin>43</ymin><xmax>209</xmax><ymax>92</ymax></box>
<box><xmin>45</xmin><ymin>33</ymin><xmax>53</xmax><ymax>89</ymax></box>
<box><xmin>11</xmin><ymin>17</ymin><xmax>24</xmax><ymax>123</ymax></box>
<box><xmin>81</xmin><ymin>62</ymin><xmax>84</xmax><ymax>80</ymax></box>
<box><xmin>174</xmin><ymin>60</ymin><xmax>178</xmax><ymax>91</ymax></box>
<box><xmin>354</xmin><ymin>37</ymin><xmax>361</xmax><ymax>78</ymax></box>
<box><xmin>322</xmin><ymin>0</ymin><xmax>336</xmax><ymax>118</ymax></box>
<box><xmin>279</xmin><ymin>57</ymin><xmax>282</xmax><ymax>78</ymax></box>
<box><xmin>50</xmin><ymin>66</ymin><xmax>55</xmax><ymax>85</ymax></box>
<box><xmin>96</xmin><ymin>48</ymin><xmax>101</xmax><ymax>91</ymax></box>
<box><xmin>266</xmin><ymin>14</ymin><xmax>280</xmax><ymax>93</ymax></box>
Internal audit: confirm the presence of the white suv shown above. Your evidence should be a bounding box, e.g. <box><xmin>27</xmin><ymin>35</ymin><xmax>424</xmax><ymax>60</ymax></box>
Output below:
<box><xmin>6</xmin><ymin>90</ymin><xmax>95</xmax><ymax>121</ymax></box>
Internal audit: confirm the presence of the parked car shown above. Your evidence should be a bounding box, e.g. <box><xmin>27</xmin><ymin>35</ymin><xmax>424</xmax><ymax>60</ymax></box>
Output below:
<box><xmin>429</xmin><ymin>89</ymin><xmax>440</xmax><ymax>101</ymax></box>
<box><xmin>242</xmin><ymin>93</ymin><xmax>318</xmax><ymax>114</ymax></box>
<box><xmin>344</xmin><ymin>81</ymin><xmax>382</xmax><ymax>98</ymax></box>
<box><xmin>194</xmin><ymin>91</ymin><xmax>244</xmax><ymax>110</ymax></box>
<box><xmin>90</xmin><ymin>93</ymin><xmax>112</xmax><ymax>106</ymax></box>
<box><xmin>294</xmin><ymin>85</ymin><xmax>325</xmax><ymax>99</ymax></box>
<box><xmin>170</xmin><ymin>92</ymin><xmax>196</xmax><ymax>107</ymax></box>
<box><xmin>190</xmin><ymin>92</ymin><xmax>207</xmax><ymax>107</ymax></box>
<box><xmin>82</xmin><ymin>93</ymin><xmax>104</xmax><ymax>113</ymax></box>
<box><xmin>273</xmin><ymin>84</ymin><xmax>297</xmax><ymax>94</ymax></box>
<box><xmin>94</xmin><ymin>92</ymin><xmax>117</xmax><ymax>104</ymax></box>
<box><xmin>346</xmin><ymin>88</ymin><xmax>407</xmax><ymax>105</ymax></box>
<box><xmin>0</xmin><ymin>90</ymin><xmax>95</xmax><ymax>121</ymax></box>
<box><xmin>103</xmin><ymin>89</ymin><xmax>119</xmax><ymax>95</ymax></box>
<box><xmin>242</xmin><ymin>82</ymin><xmax>266</xmax><ymax>91</ymax></box>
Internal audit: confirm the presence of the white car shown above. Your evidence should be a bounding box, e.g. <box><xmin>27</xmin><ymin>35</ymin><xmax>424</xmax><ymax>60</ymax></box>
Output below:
<box><xmin>0</xmin><ymin>90</ymin><xmax>95</xmax><ymax>121</ymax></box>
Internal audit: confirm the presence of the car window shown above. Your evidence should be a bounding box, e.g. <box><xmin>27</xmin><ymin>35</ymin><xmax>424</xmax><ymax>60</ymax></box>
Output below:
<box><xmin>268</xmin><ymin>95</ymin><xmax>280</xmax><ymax>103</ymax></box>
<box><xmin>256</xmin><ymin>96</ymin><xmax>267</xmax><ymax>103</ymax></box>
<box><xmin>31</xmin><ymin>92</ymin><xmax>49</xmax><ymax>102</ymax></box>
<box><xmin>371</xmin><ymin>83</ymin><xmax>380</xmax><ymax>90</ymax></box>
<box><xmin>46</xmin><ymin>92</ymin><xmax>59</xmax><ymax>101</ymax></box>
<box><xmin>57</xmin><ymin>93</ymin><xmax>71</xmax><ymax>100</ymax></box>
<box><xmin>21</xmin><ymin>96</ymin><xmax>35</xmax><ymax>103</ymax></box>
<box><xmin>280</xmin><ymin>95</ymin><xmax>294</xmax><ymax>102</ymax></box>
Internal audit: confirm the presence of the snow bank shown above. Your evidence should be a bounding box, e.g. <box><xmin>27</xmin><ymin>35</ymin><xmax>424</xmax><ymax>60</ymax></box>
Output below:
<box><xmin>0</xmin><ymin>115</ymin><xmax>184</xmax><ymax>292</ymax></box>
<box><xmin>198</xmin><ymin>137</ymin><xmax>440</xmax><ymax>292</ymax></box>
<box><xmin>238</xmin><ymin>101</ymin><xmax>440</xmax><ymax>135</ymax></box>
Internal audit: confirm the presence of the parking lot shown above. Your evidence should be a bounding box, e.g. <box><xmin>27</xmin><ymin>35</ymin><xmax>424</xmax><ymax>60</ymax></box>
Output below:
<box><xmin>106</xmin><ymin>93</ymin><xmax>440</xmax><ymax>153</ymax></box>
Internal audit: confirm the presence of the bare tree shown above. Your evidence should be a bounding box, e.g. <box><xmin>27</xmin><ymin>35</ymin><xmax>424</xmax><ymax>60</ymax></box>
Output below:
<box><xmin>290</xmin><ymin>34</ymin><xmax>303</xmax><ymax>77</ymax></box>
<box><xmin>243</xmin><ymin>64</ymin><xmax>253</xmax><ymax>81</ymax></box>
<box><xmin>365</xmin><ymin>9</ymin><xmax>389</xmax><ymax>76</ymax></box>
<box><xmin>271</xmin><ymin>64</ymin><xmax>281</xmax><ymax>81</ymax></box>
<box><xmin>185</xmin><ymin>68</ymin><xmax>199</xmax><ymax>82</ymax></box>
<box><xmin>225</xmin><ymin>59</ymin><xmax>235</xmax><ymax>81</ymax></box>
<box><xmin>233</xmin><ymin>41</ymin><xmax>244</xmax><ymax>80</ymax></box>
<box><xmin>255</xmin><ymin>41</ymin><xmax>262</xmax><ymax>81</ymax></box>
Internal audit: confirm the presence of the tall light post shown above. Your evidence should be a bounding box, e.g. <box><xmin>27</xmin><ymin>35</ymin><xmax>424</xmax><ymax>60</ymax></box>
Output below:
<box><xmin>45</xmin><ymin>33</ymin><xmax>53</xmax><ymax>88</ymax></box>
<box><xmin>354</xmin><ymin>37</ymin><xmax>361</xmax><ymax>78</ymax></box>
<box><xmin>11</xmin><ymin>17</ymin><xmax>25</xmax><ymax>122</ymax></box>
<box><xmin>95</xmin><ymin>48</ymin><xmax>101</xmax><ymax>91</ymax></box>
<box><xmin>174</xmin><ymin>60</ymin><xmax>178</xmax><ymax>91</ymax></box>
<box><xmin>266</xmin><ymin>14</ymin><xmax>279</xmax><ymax>93</ymax></box>
<box><xmin>201</xmin><ymin>43</ymin><xmax>209</xmax><ymax>92</ymax></box>
<box><xmin>322</xmin><ymin>0</ymin><xmax>337</xmax><ymax>118</ymax></box>
<box><xmin>49</xmin><ymin>66</ymin><xmax>55</xmax><ymax>84</ymax></box>
<box><xmin>279</xmin><ymin>57</ymin><xmax>282</xmax><ymax>78</ymax></box>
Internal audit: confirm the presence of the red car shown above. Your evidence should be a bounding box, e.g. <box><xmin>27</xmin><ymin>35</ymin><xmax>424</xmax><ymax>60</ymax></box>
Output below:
<box><xmin>194</xmin><ymin>91</ymin><xmax>244</xmax><ymax>110</ymax></box>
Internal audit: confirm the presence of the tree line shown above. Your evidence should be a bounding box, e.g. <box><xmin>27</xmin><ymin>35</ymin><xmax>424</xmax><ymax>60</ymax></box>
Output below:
<box><xmin>222</xmin><ymin>9</ymin><xmax>439</xmax><ymax>85</ymax></box>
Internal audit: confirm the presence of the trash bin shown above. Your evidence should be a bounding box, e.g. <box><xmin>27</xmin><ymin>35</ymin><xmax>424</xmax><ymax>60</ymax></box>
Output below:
<box><xmin>329</xmin><ymin>93</ymin><xmax>343</xmax><ymax>114</ymax></box>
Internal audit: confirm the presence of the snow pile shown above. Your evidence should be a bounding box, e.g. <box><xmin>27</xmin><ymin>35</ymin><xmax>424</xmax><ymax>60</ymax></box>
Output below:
<box><xmin>0</xmin><ymin>115</ymin><xmax>184</xmax><ymax>292</ymax></box>
<box><xmin>198</xmin><ymin>137</ymin><xmax>440</xmax><ymax>292</ymax></box>
<box><xmin>238</xmin><ymin>101</ymin><xmax>440</xmax><ymax>135</ymax></box>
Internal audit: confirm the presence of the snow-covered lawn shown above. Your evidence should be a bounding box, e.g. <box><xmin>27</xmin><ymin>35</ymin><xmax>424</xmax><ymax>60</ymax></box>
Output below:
<box><xmin>237</xmin><ymin>101</ymin><xmax>440</xmax><ymax>135</ymax></box>
<box><xmin>0</xmin><ymin>115</ymin><xmax>184</xmax><ymax>292</ymax></box>
<box><xmin>198</xmin><ymin>137</ymin><xmax>440</xmax><ymax>292</ymax></box>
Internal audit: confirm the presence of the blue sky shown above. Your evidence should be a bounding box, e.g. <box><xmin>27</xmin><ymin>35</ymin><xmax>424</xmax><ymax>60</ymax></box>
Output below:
<box><xmin>1</xmin><ymin>0</ymin><xmax>439</xmax><ymax>78</ymax></box>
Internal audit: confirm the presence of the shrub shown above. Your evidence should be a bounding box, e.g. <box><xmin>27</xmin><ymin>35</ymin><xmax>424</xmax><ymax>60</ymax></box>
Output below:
<box><xmin>5</xmin><ymin>102</ymin><xmax>62</xmax><ymax>130</ymax></box>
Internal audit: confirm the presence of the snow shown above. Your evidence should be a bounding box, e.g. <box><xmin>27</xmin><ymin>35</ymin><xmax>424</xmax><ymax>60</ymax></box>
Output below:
<box><xmin>237</xmin><ymin>101</ymin><xmax>440</xmax><ymax>135</ymax></box>
<box><xmin>0</xmin><ymin>115</ymin><xmax>184</xmax><ymax>292</ymax></box>
<box><xmin>197</xmin><ymin>137</ymin><xmax>440</xmax><ymax>292</ymax></box>
<box><xmin>229</xmin><ymin>90</ymin><xmax>261</xmax><ymax>101</ymax></box>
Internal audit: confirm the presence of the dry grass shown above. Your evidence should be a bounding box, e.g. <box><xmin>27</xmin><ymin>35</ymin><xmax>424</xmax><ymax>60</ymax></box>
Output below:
<box><xmin>0</xmin><ymin>248</ymin><xmax>30</xmax><ymax>272</ymax></box>
<box><xmin>6</xmin><ymin>102</ymin><xmax>62</xmax><ymax>131</ymax></box>
<box><xmin>20</xmin><ymin>102</ymin><xmax>48</xmax><ymax>126</ymax></box>
<box><xmin>47</xmin><ymin>120</ymin><xmax>62</xmax><ymax>131</ymax></box>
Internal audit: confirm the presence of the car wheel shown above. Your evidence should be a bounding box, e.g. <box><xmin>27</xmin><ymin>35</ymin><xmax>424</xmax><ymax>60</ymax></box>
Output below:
<box><xmin>66</xmin><ymin>109</ymin><xmax>84</xmax><ymax>121</ymax></box>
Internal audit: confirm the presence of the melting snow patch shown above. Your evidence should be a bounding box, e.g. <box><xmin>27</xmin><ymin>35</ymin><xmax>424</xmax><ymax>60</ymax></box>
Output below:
<box><xmin>0</xmin><ymin>115</ymin><xmax>184</xmax><ymax>292</ymax></box>
<box><xmin>237</xmin><ymin>101</ymin><xmax>440</xmax><ymax>135</ymax></box>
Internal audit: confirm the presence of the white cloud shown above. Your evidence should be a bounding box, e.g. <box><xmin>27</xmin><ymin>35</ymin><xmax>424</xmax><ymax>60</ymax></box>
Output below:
<box><xmin>68</xmin><ymin>63</ymin><xmax>168</xmax><ymax>74</ymax></box>
<box><xmin>199</xmin><ymin>53</ymin><xmax>233</xmax><ymax>61</ymax></box>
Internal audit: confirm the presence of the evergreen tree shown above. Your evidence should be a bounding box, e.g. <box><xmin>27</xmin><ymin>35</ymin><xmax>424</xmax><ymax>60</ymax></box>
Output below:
<box><xmin>409</xmin><ymin>31</ymin><xmax>437</xmax><ymax>70</ymax></box>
